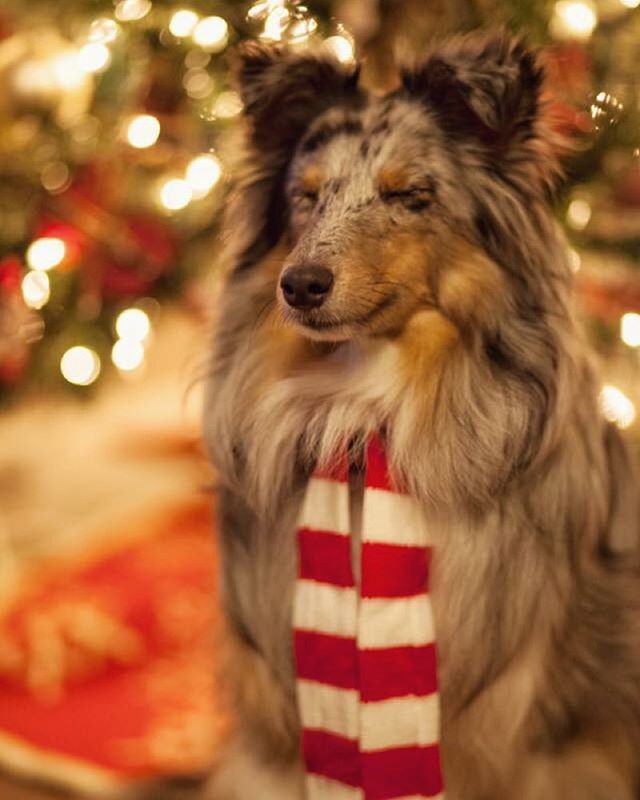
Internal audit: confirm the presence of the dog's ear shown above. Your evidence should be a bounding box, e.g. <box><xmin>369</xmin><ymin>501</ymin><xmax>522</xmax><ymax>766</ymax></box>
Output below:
<box><xmin>231</xmin><ymin>42</ymin><xmax>361</xmax><ymax>153</ymax></box>
<box><xmin>403</xmin><ymin>34</ymin><xmax>543</xmax><ymax>150</ymax></box>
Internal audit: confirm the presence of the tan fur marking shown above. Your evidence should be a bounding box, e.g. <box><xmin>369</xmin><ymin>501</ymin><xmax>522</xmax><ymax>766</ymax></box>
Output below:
<box><xmin>300</xmin><ymin>165</ymin><xmax>324</xmax><ymax>194</ymax></box>
<box><xmin>439</xmin><ymin>239</ymin><xmax>508</xmax><ymax>327</ymax></box>
<box><xmin>377</xmin><ymin>163</ymin><xmax>411</xmax><ymax>194</ymax></box>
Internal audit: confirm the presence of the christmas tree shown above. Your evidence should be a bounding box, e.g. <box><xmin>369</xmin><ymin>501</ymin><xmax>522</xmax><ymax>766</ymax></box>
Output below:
<box><xmin>1</xmin><ymin>0</ymin><xmax>640</xmax><ymax>435</ymax></box>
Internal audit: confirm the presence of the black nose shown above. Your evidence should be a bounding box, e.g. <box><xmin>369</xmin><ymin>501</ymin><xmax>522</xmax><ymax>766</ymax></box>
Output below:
<box><xmin>280</xmin><ymin>265</ymin><xmax>334</xmax><ymax>310</ymax></box>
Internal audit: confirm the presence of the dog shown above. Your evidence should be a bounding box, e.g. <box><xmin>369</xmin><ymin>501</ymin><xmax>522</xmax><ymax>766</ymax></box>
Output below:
<box><xmin>204</xmin><ymin>33</ymin><xmax>640</xmax><ymax>800</ymax></box>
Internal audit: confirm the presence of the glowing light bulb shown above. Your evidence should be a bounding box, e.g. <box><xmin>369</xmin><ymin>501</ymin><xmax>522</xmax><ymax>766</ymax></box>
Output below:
<box><xmin>126</xmin><ymin>114</ymin><xmax>161</xmax><ymax>148</ymax></box>
<box><xmin>88</xmin><ymin>18</ymin><xmax>121</xmax><ymax>44</ymax></box>
<box><xmin>26</xmin><ymin>238</ymin><xmax>66</xmax><ymax>271</ymax></box>
<box><xmin>212</xmin><ymin>90</ymin><xmax>243</xmax><ymax>119</ymax></box>
<box><xmin>261</xmin><ymin>7</ymin><xmax>290</xmax><ymax>40</ymax></box>
<box><xmin>112</xmin><ymin>339</ymin><xmax>145</xmax><ymax>371</ymax></box>
<box><xmin>568</xmin><ymin>248</ymin><xmax>581</xmax><ymax>273</ymax></box>
<box><xmin>159</xmin><ymin>178</ymin><xmax>192</xmax><ymax>211</ymax></box>
<box><xmin>193</xmin><ymin>16</ymin><xmax>229</xmax><ymax>51</ymax></box>
<box><xmin>551</xmin><ymin>1</ymin><xmax>598</xmax><ymax>40</ymax></box>
<box><xmin>620</xmin><ymin>0</ymin><xmax>640</xmax><ymax>8</ymax></box>
<box><xmin>60</xmin><ymin>346</ymin><xmax>101</xmax><ymax>386</ymax></box>
<box><xmin>115</xmin><ymin>0</ymin><xmax>152</xmax><ymax>22</ymax></box>
<box><xmin>21</xmin><ymin>271</ymin><xmax>50</xmax><ymax>310</ymax></box>
<box><xmin>324</xmin><ymin>35</ymin><xmax>355</xmax><ymax>64</ymax></box>
<box><xmin>185</xmin><ymin>154</ymin><xmax>222</xmax><ymax>197</ymax></box>
<box><xmin>566</xmin><ymin>198</ymin><xmax>591</xmax><ymax>230</ymax></box>
<box><xmin>51</xmin><ymin>52</ymin><xmax>85</xmax><ymax>90</ymax></box>
<box><xmin>170</xmin><ymin>9</ymin><xmax>199</xmax><ymax>37</ymax></box>
<box><xmin>599</xmin><ymin>385</ymin><xmax>636</xmax><ymax>429</ymax></box>
<box><xmin>620</xmin><ymin>313</ymin><xmax>640</xmax><ymax>347</ymax></box>
<box><xmin>78</xmin><ymin>43</ymin><xmax>112</xmax><ymax>74</ymax></box>
<box><xmin>115</xmin><ymin>308</ymin><xmax>151</xmax><ymax>341</ymax></box>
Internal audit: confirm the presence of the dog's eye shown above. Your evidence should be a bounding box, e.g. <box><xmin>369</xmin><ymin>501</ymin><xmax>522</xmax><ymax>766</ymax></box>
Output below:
<box><xmin>380</xmin><ymin>186</ymin><xmax>433</xmax><ymax>212</ymax></box>
<box><xmin>294</xmin><ymin>190</ymin><xmax>318</xmax><ymax>209</ymax></box>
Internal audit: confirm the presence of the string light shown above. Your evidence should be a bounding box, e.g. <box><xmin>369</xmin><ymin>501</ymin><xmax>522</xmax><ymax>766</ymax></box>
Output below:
<box><xmin>247</xmin><ymin>0</ymin><xmax>286</xmax><ymax>21</ymax></box>
<box><xmin>60</xmin><ymin>347</ymin><xmax>101</xmax><ymax>386</ymax></box>
<box><xmin>170</xmin><ymin>9</ymin><xmax>199</xmax><ymax>37</ymax></box>
<box><xmin>185</xmin><ymin>154</ymin><xmax>222</xmax><ymax>197</ymax></box>
<box><xmin>620</xmin><ymin>313</ymin><xmax>640</xmax><ymax>347</ymax></box>
<box><xmin>159</xmin><ymin>178</ymin><xmax>192</xmax><ymax>210</ymax></box>
<box><xmin>115</xmin><ymin>0</ymin><xmax>152</xmax><ymax>22</ymax></box>
<box><xmin>323</xmin><ymin>35</ymin><xmax>355</xmax><ymax>64</ymax></box>
<box><xmin>112</xmin><ymin>339</ymin><xmax>145</xmax><ymax>371</ymax></box>
<box><xmin>568</xmin><ymin>248</ymin><xmax>581</xmax><ymax>272</ymax></box>
<box><xmin>620</xmin><ymin>0</ymin><xmax>640</xmax><ymax>7</ymax></box>
<box><xmin>261</xmin><ymin>6</ymin><xmax>290</xmax><ymax>40</ymax></box>
<box><xmin>212</xmin><ymin>91</ymin><xmax>243</xmax><ymax>119</ymax></box>
<box><xmin>551</xmin><ymin>1</ymin><xmax>598</xmax><ymax>40</ymax></box>
<box><xmin>21</xmin><ymin>271</ymin><xmax>50</xmax><ymax>310</ymax></box>
<box><xmin>566</xmin><ymin>198</ymin><xmax>592</xmax><ymax>230</ymax></box>
<box><xmin>183</xmin><ymin>69</ymin><xmax>214</xmax><ymax>99</ymax></box>
<box><xmin>126</xmin><ymin>114</ymin><xmax>161</xmax><ymax>148</ymax></box>
<box><xmin>41</xmin><ymin>162</ymin><xmax>71</xmax><ymax>194</ymax></box>
<box><xmin>599</xmin><ymin>385</ymin><xmax>636</xmax><ymax>429</ymax></box>
<box><xmin>51</xmin><ymin>52</ymin><xmax>86</xmax><ymax>91</ymax></box>
<box><xmin>590</xmin><ymin>92</ymin><xmax>623</xmax><ymax>131</ymax></box>
<box><xmin>192</xmin><ymin>16</ymin><xmax>229</xmax><ymax>51</ymax></box>
<box><xmin>88</xmin><ymin>18</ymin><xmax>121</xmax><ymax>44</ymax></box>
<box><xmin>115</xmin><ymin>308</ymin><xmax>151</xmax><ymax>341</ymax></box>
<box><xmin>26</xmin><ymin>238</ymin><xmax>66</xmax><ymax>271</ymax></box>
<box><xmin>78</xmin><ymin>43</ymin><xmax>112</xmax><ymax>74</ymax></box>
<box><xmin>286</xmin><ymin>9</ymin><xmax>318</xmax><ymax>43</ymax></box>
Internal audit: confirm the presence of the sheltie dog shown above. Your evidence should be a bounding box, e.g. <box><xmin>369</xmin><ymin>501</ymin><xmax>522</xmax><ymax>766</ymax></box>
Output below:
<box><xmin>204</xmin><ymin>33</ymin><xmax>640</xmax><ymax>800</ymax></box>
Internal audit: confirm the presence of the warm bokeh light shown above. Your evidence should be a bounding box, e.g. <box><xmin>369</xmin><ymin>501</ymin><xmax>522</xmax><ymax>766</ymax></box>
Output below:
<box><xmin>88</xmin><ymin>18</ymin><xmax>121</xmax><ymax>44</ymax></box>
<box><xmin>169</xmin><ymin>9</ymin><xmax>199</xmax><ymax>37</ymax></box>
<box><xmin>568</xmin><ymin>248</ymin><xmax>581</xmax><ymax>273</ymax></box>
<box><xmin>115</xmin><ymin>308</ymin><xmax>151</xmax><ymax>341</ymax></box>
<box><xmin>620</xmin><ymin>0</ymin><xmax>640</xmax><ymax>8</ymax></box>
<box><xmin>600</xmin><ymin>385</ymin><xmax>636</xmax><ymax>429</ymax></box>
<box><xmin>620</xmin><ymin>313</ymin><xmax>640</xmax><ymax>348</ymax></box>
<box><xmin>115</xmin><ymin>0</ymin><xmax>152</xmax><ymax>22</ymax></box>
<box><xmin>26</xmin><ymin>238</ymin><xmax>66</xmax><ymax>271</ymax></box>
<box><xmin>192</xmin><ymin>16</ymin><xmax>229</xmax><ymax>51</ymax></box>
<box><xmin>159</xmin><ymin>178</ymin><xmax>192</xmax><ymax>210</ymax></box>
<box><xmin>185</xmin><ymin>154</ymin><xmax>222</xmax><ymax>197</ymax></box>
<box><xmin>78</xmin><ymin>43</ymin><xmax>112</xmax><ymax>74</ymax></box>
<box><xmin>60</xmin><ymin>347</ymin><xmax>101</xmax><ymax>386</ymax></box>
<box><xmin>323</xmin><ymin>35</ymin><xmax>355</xmax><ymax>64</ymax></box>
<box><xmin>551</xmin><ymin>1</ymin><xmax>597</xmax><ymax>40</ymax></box>
<box><xmin>213</xmin><ymin>90</ymin><xmax>243</xmax><ymax>118</ymax></box>
<box><xmin>112</xmin><ymin>339</ymin><xmax>145</xmax><ymax>371</ymax></box>
<box><xmin>566</xmin><ymin>198</ymin><xmax>592</xmax><ymax>230</ymax></box>
<box><xmin>126</xmin><ymin>114</ymin><xmax>161</xmax><ymax>148</ymax></box>
<box><xmin>21</xmin><ymin>271</ymin><xmax>51</xmax><ymax>310</ymax></box>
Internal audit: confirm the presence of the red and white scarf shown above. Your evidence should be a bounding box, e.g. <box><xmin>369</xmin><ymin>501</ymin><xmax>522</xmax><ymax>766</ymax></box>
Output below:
<box><xmin>294</xmin><ymin>436</ymin><xmax>444</xmax><ymax>799</ymax></box>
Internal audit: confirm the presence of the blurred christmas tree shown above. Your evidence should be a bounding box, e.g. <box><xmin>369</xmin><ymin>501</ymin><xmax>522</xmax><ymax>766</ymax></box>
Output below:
<box><xmin>1</xmin><ymin>0</ymin><xmax>640</xmax><ymax>433</ymax></box>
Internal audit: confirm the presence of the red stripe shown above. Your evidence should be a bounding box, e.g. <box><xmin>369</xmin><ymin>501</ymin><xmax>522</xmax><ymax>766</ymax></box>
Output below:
<box><xmin>361</xmin><ymin>744</ymin><xmax>444</xmax><ymax>799</ymax></box>
<box><xmin>359</xmin><ymin>643</ymin><xmax>438</xmax><ymax>702</ymax></box>
<box><xmin>313</xmin><ymin>454</ymin><xmax>350</xmax><ymax>482</ymax></box>
<box><xmin>361</xmin><ymin>542</ymin><xmax>431</xmax><ymax>597</ymax></box>
<box><xmin>294</xmin><ymin>630</ymin><xmax>358</xmax><ymax>690</ymax></box>
<box><xmin>364</xmin><ymin>436</ymin><xmax>394</xmax><ymax>491</ymax></box>
<box><xmin>302</xmin><ymin>729</ymin><xmax>360</xmax><ymax>788</ymax></box>
<box><xmin>298</xmin><ymin>528</ymin><xmax>354</xmax><ymax>587</ymax></box>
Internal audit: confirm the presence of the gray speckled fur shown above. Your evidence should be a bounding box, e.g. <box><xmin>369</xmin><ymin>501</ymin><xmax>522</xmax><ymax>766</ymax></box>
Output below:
<box><xmin>204</xmin><ymin>35</ymin><xmax>640</xmax><ymax>800</ymax></box>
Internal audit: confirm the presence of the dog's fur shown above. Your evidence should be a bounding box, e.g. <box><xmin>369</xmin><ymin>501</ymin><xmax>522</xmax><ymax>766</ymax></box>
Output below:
<box><xmin>204</xmin><ymin>34</ymin><xmax>640</xmax><ymax>800</ymax></box>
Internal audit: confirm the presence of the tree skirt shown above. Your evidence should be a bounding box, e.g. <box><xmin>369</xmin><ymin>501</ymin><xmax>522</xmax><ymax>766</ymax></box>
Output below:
<box><xmin>0</xmin><ymin>498</ymin><xmax>223</xmax><ymax>798</ymax></box>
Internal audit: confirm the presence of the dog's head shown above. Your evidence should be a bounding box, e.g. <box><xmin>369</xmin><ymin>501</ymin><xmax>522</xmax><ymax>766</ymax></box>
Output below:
<box><xmin>231</xmin><ymin>35</ymin><xmax>561</xmax><ymax>342</ymax></box>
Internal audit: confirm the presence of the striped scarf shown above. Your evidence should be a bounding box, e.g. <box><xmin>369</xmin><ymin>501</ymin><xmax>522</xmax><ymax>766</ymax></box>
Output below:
<box><xmin>294</xmin><ymin>436</ymin><xmax>444</xmax><ymax>799</ymax></box>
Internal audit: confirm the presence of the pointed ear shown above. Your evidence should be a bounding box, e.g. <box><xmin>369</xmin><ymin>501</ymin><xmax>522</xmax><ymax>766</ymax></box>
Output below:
<box><xmin>403</xmin><ymin>34</ymin><xmax>544</xmax><ymax>149</ymax></box>
<box><xmin>231</xmin><ymin>42</ymin><xmax>361</xmax><ymax>152</ymax></box>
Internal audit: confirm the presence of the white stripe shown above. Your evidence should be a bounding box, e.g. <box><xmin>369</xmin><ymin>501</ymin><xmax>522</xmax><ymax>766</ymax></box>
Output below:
<box><xmin>294</xmin><ymin>580</ymin><xmax>358</xmax><ymax>638</ymax></box>
<box><xmin>395</xmin><ymin>795</ymin><xmax>445</xmax><ymax>800</ymax></box>
<box><xmin>362</xmin><ymin>487</ymin><xmax>433</xmax><ymax>546</ymax></box>
<box><xmin>358</xmin><ymin>595</ymin><xmax>435</xmax><ymax>649</ymax></box>
<box><xmin>360</xmin><ymin>694</ymin><xmax>440</xmax><ymax>751</ymax></box>
<box><xmin>305</xmin><ymin>774</ymin><xmax>363</xmax><ymax>799</ymax></box>
<box><xmin>298</xmin><ymin>680</ymin><xmax>359</xmax><ymax>740</ymax></box>
<box><xmin>299</xmin><ymin>478</ymin><xmax>351</xmax><ymax>535</ymax></box>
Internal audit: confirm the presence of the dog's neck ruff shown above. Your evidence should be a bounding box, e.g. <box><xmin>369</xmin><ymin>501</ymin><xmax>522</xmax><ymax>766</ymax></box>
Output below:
<box><xmin>294</xmin><ymin>436</ymin><xmax>444</xmax><ymax>799</ymax></box>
